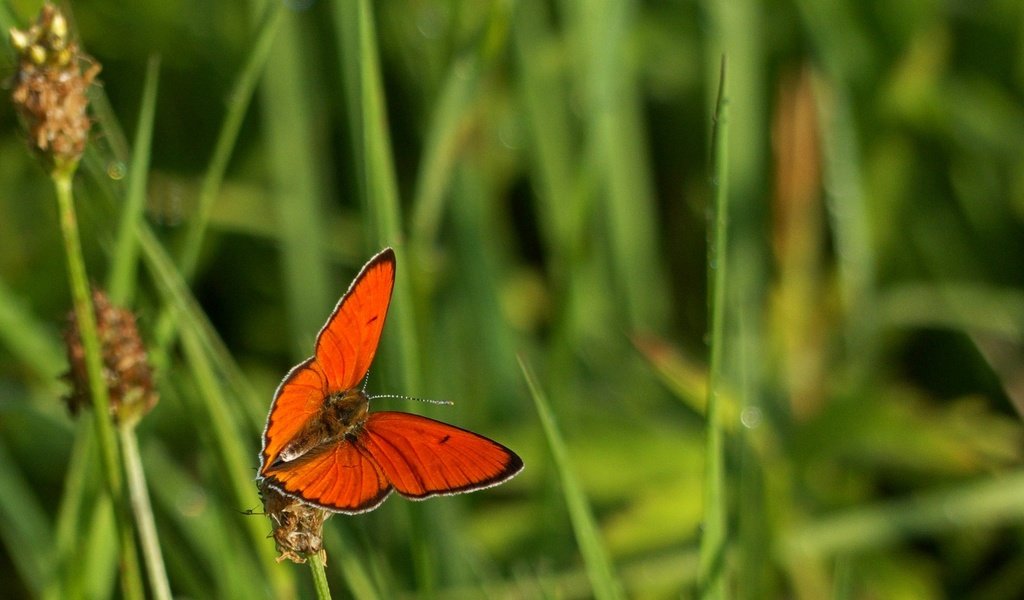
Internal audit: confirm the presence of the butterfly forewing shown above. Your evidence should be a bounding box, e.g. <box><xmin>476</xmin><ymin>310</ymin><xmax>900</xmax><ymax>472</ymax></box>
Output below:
<box><xmin>357</xmin><ymin>412</ymin><xmax>524</xmax><ymax>499</ymax></box>
<box><xmin>314</xmin><ymin>249</ymin><xmax>395</xmax><ymax>393</ymax></box>
<box><xmin>260</xmin><ymin>248</ymin><xmax>396</xmax><ymax>472</ymax></box>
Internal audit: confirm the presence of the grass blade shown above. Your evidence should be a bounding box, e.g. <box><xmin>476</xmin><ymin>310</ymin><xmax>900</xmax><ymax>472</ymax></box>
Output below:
<box><xmin>408</xmin><ymin>55</ymin><xmax>480</xmax><ymax>248</ymax></box>
<box><xmin>176</xmin><ymin>2</ymin><xmax>283</xmax><ymax>282</ymax></box>
<box><xmin>333</xmin><ymin>0</ymin><xmax>421</xmax><ymax>389</ymax></box>
<box><xmin>108</xmin><ymin>54</ymin><xmax>160</xmax><ymax>305</ymax></box>
<box><xmin>333</xmin><ymin>3</ymin><xmax>434</xmax><ymax>594</ymax></box>
<box><xmin>566</xmin><ymin>0</ymin><xmax>667</xmax><ymax>330</ymax></box>
<box><xmin>52</xmin><ymin>169</ymin><xmax>145</xmax><ymax>600</ymax></box>
<box><xmin>0</xmin><ymin>440</ymin><xmax>54</xmax><ymax>597</ymax></box>
<box><xmin>150</xmin><ymin>2</ymin><xmax>283</xmax><ymax>354</ymax></box>
<box><xmin>259</xmin><ymin>8</ymin><xmax>332</xmax><ymax>354</ymax></box>
<box><xmin>48</xmin><ymin>420</ymin><xmax>96</xmax><ymax>600</ymax></box>
<box><xmin>0</xmin><ymin>278</ymin><xmax>65</xmax><ymax>384</ymax></box>
<box><xmin>519</xmin><ymin>355</ymin><xmax>623</xmax><ymax>600</ymax></box>
<box><xmin>178</xmin><ymin>324</ymin><xmax>287</xmax><ymax>586</ymax></box>
<box><xmin>699</xmin><ymin>55</ymin><xmax>730</xmax><ymax>599</ymax></box>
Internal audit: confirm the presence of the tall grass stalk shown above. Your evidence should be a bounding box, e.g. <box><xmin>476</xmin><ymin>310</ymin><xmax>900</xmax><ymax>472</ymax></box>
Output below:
<box><xmin>0</xmin><ymin>440</ymin><xmax>53</xmax><ymax>596</ymax></box>
<box><xmin>566</xmin><ymin>0</ymin><xmax>666</xmax><ymax>330</ymax></box>
<box><xmin>333</xmin><ymin>0</ymin><xmax>421</xmax><ymax>388</ymax></box>
<box><xmin>260</xmin><ymin>7</ymin><xmax>331</xmax><ymax>351</ymax></box>
<box><xmin>178</xmin><ymin>316</ymin><xmax>285</xmax><ymax>583</ymax></box>
<box><xmin>519</xmin><ymin>356</ymin><xmax>623</xmax><ymax>600</ymax></box>
<box><xmin>108</xmin><ymin>55</ymin><xmax>159</xmax><ymax>304</ymax></box>
<box><xmin>704</xmin><ymin>0</ymin><xmax>770</xmax><ymax>595</ymax></box>
<box><xmin>100</xmin><ymin>53</ymin><xmax>173</xmax><ymax>600</ymax></box>
<box><xmin>52</xmin><ymin>169</ymin><xmax>145</xmax><ymax>600</ymax></box>
<box><xmin>334</xmin><ymin>1</ymin><xmax>432</xmax><ymax>594</ymax></box>
<box><xmin>47</xmin><ymin>420</ymin><xmax>94</xmax><ymax>600</ymax></box>
<box><xmin>138</xmin><ymin>203</ymin><xmax>292</xmax><ymax>595</ymax></box>
<box><xmin>152</xmin><ymin>2</ymin><xmax>283</xmax><ymax>352</ymax></box>
<box><xmin>699</xmin><ymin>55</ymin><xmax>730</xmax><ymax>599</ymax></box>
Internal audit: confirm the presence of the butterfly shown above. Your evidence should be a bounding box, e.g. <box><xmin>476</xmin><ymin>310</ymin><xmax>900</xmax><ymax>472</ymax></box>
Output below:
<box><xmin>259</xmin><ymin>248</ymin><xmax>523</xmax><ymax>513</ymax></box>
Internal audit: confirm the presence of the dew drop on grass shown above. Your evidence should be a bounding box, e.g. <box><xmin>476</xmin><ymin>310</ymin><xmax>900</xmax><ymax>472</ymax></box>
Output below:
<box><xmin>107</xmin><ymin>160</ymin><xmax>126</xmax><ymax>180</ymax></box>
<box><xmin>740</xmin><ymin>406</ymin><xmax>763</xmax><ymax>429</ymax></box>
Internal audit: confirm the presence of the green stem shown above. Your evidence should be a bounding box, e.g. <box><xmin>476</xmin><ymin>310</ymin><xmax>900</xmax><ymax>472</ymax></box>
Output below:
<box><xmin>108</xmin><ymin>54</ymin><xmax>160</xmax><ymax>304</ymax></box>
<box><xmin>699</xmin><ymin>54</ymin><xmax>730</xmax><ymax>599</ymax></box>
<box><xmin>308</xmin><ymin>553</ymin><xmax>333</xmax><ymax>600</ymax></box>
<box><xmin>120</xmin><ymin>427</ymin><xmax>172</xmax><ymax>600</ymax></box>
<box><xmin>52</xmin><ymin>169</ymin><xmax>145</xmax><ymax>600</ymax></box>
<box><xmin>335</xmin><ymin>2</ymin><xmax>431</xmax><ymax>594</ymax></box>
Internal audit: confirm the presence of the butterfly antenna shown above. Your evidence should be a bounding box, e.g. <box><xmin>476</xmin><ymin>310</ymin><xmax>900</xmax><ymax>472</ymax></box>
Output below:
<box><xmin>368</xmin><ymin>393</ymin><xmax>454</xmax><ymax>406</ymax></box>
<box><xmin>361</xmin><ymin>370</ymin><xmax>371</xmax><ymax>392</ymax></box>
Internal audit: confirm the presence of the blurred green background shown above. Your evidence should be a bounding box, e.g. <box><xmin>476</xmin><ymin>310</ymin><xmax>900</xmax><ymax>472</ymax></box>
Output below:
<box><xmin>2</xmin><ymin>0</ymin><xmax>1024</xmax><ymax>598</ymax></box>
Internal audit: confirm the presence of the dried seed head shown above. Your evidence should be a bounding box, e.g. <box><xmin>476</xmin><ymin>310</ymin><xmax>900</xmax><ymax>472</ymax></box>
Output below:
<box><xmin>259</xmin><ymin>480</ymin><xmax>329</xmax><ymax>564</ymax></box>
<box><xmin>9</xmin><ymin>3</ymin><xmax>101</xmax><ymax>172</ymax></box>
<box><xmin>63</xmin><ymin>288</ymin><xmax>159</xmax><ymax>426</ymax></box>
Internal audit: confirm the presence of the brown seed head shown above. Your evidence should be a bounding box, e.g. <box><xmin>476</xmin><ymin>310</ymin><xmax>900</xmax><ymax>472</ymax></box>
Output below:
<box><xmin>63</xmin><ymin>288</ymin><xmax>159</xmax><ymax>426</ymax></box>
<box><xmin>259</xmin><ymin>480</ymin><xmax>329</xmax><ymax>564</ymax></box>
<box><xmin>9</xmin><ymin>3</ymin><xmax>100</xmax><ymax>172</ymax></box>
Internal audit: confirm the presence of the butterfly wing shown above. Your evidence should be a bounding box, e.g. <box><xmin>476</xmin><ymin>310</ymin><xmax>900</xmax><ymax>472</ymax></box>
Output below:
<box><xmin>263</xmin><ymin>441</ymin><xmax>393</xmax><ymax>514</ymax></box>
<box><xmin>314</xmin><ymin>248</ymin><xmax>395</xmax><ymax>393</ymax></box>
<box><xmin>260</xmin><ymin>360</ymin><xmax>329</xmax><ymax>474</ymax></box>
<box><xmin>356</xmin><ymin>411</ymin><xmax>524</xmax><ymax>499</ymax></box>
<box><xmin>260</xmin><ymin>248</ymin><xmax>396</xmax><ymax>472</ymax></box>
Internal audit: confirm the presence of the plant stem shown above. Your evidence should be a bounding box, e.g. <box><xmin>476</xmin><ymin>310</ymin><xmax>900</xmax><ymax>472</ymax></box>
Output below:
<box><xmin>699</xmin><ymin>54</ymin><xmax>730</xmax><ymax>600</ymax></box>
<box><xmin>120</xmin><ymin>428</ymin><xmax>172</xmax><ymax>600</ymax></box>
<box><xmin>308</xmin><ymin>553</ymin><xmax>333</xmax><ymax>600</ymax></box>
<box><xmin>52</xmin><ymin>168</ymin><xmax>145</xmax><ymax>600</ymax></box>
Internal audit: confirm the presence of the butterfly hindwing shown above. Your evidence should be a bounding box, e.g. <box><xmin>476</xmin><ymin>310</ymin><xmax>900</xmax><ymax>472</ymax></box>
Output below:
<box><xmin>264</xmin><ymin>440</ymin><xmax>393</xmax><ymax>514</ymax></box>
<box><xmin>357</xmin><ymin>411</ymin><xmax>524</xmax><ymax>499</ymax></box>
<box><xmin>260</xmin><ymin>360</ymin><xmax>328</xmax><ymax>473</ymax></box>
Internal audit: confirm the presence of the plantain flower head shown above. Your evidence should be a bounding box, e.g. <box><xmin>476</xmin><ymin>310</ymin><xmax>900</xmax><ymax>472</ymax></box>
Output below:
<box><xmin>9</xmin><ymin>3</ymin><xmax>101</xmax><ymax>172</ymax></box>
<box><xmin>63</xmin><ymin>288</ymin><xmax>158</xmax><ymax>426</ymax></box>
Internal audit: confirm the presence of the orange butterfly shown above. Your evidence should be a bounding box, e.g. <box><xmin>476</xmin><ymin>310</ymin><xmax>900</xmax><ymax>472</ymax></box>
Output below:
<box><xmin>259</xmin><ymin>248</ymin><xmax>523</xmax><ymax>513</ymax></box>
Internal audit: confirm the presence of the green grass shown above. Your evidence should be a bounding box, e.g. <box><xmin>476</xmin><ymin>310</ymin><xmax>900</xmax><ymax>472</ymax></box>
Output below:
<box><xmin>520</xmin><ymin>355</ymin><xmax>623</xmax><ymax>600</ymax></box>
<box><xmin>3</xmin><ymin>1</ymin><xmax>1024</xmax><ymax>598</ymax></box>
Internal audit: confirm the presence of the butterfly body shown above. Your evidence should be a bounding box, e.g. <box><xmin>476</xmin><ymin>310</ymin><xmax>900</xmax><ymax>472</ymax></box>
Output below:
<box><xmin>270</xmin><ymin>388</ymin><xmax>369</xmax><ymax>467</ymax></box>
<box><xmin>259</xmin><ymin>248</ymin><xmax>523</xmax><ymax>514</ymax></box>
